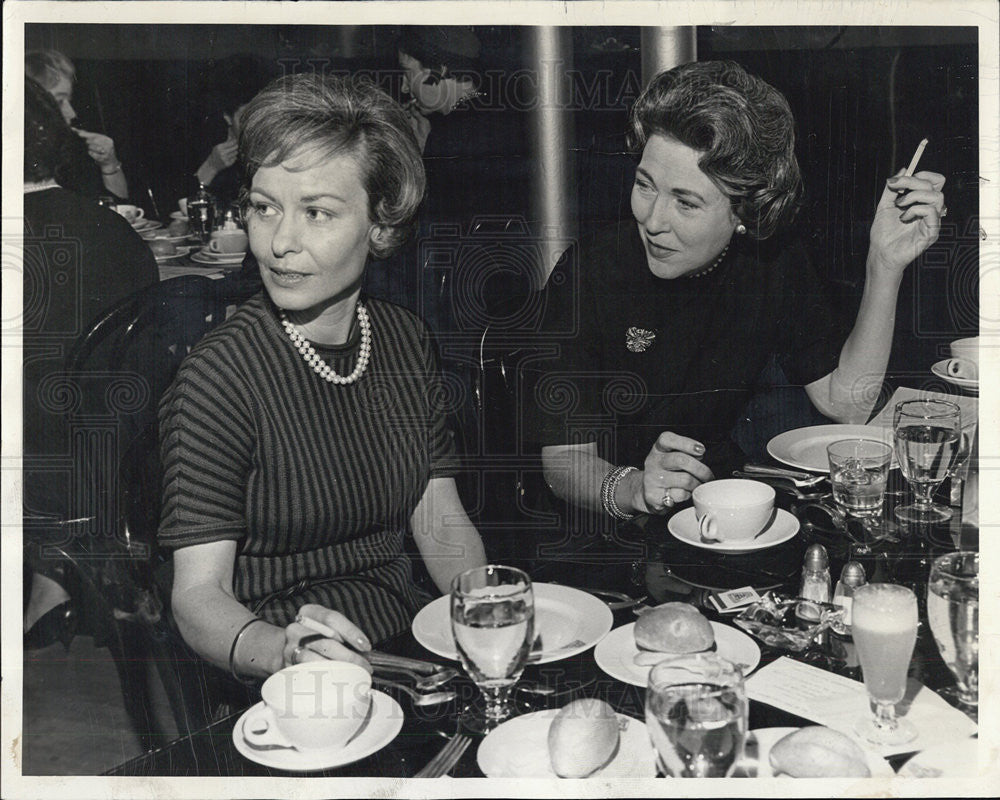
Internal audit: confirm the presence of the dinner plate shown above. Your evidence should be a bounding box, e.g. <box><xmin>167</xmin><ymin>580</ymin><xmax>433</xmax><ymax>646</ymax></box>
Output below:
<box><xmin>232</xmin><ymin>690</ymin><xmax>402</xmax><ymax>772</ymax></box>
<box><xmin>735</xmin><ymin>727</ymin><xmax>894</xmax><ymax>778</ymax></box>
<box><xmin>131</xmin><ymin>219</ymin><xmax>162</xmax><ymax>232</ymax></box>
<box><xmin>190</xmin><ymin>249</ymin><xmax>246</xmax><ymax>266</ymax></box>
<box><xmin>152</xmin><ymin>246</ymin><xmax>195</xmax><ymax>263</ymax></box>
<box><xmin>667</xmin><ymin>507</ymin><xmax>799</xmax><ymax>554</ymax></box>
<box><xmin>593</xmin><ymin>621</ymin><xmax>761</xmax><ymax>687</ymax></box>
<box><xmin>476</xmin><ymin>708</ymin><xmax>656</xmax><ymax>778</ymax></box>
<box><xmin>898</xmin><ymin>738</ymin><xmax>980</xmax><ymax>778</ymax></box>
<box><xmin>930</xmin><ymin>359</ymin><xmax>979</xmax><ymax>393</ymax></box>
<box><xmin>767</xmin><ymin>425</ymin><xmax>895</xmax><ymax>473</ymax></box>
<box><xmin>141</xmin><ymin>231</ymin><xmax>191</xmax><ymax>243</ymax></box>
<box><xmin>412</xmin><ymin>583</ymin><xmax>613</xmax><ymax>664</ymax></box>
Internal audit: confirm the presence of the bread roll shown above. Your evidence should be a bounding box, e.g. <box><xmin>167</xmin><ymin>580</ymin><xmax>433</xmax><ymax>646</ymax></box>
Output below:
<box><xmin>769</xmin><ymin>726</ymin><xmax>871</xmax><ymax>778</ymax></box>
<box><xmin>634</xmin><ymin>602</ymin><xmax>715</xmax><ymax>654</ymax></box>
<box><xmin>548</xmin><ymin>699</ymin><xmax>620</xmax><ymax>778</ymax></box>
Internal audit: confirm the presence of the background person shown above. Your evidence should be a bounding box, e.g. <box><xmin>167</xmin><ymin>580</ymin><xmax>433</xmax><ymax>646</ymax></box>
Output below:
<box><xmin>25</xmin><ymin>49</ymin><xmax>130</xmax><ymax>200</ymax></box>
<box><xmin>158</xmin><ymin>73</ymin><xmax>487</xmax><ymax>680</ymax></box>
<box><xmin>22</xmin><ymin>76</ymin><xmax>158</xmax><ymax>649</ymax></box>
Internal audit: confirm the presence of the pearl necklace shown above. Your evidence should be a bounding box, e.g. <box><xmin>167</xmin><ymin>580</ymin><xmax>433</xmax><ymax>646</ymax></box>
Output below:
<box><xmin>280</xmin><ymin>304</ymin><xmax>372</xmax><ymax>385</ymax></box>
<box><xmin>685</xmin><ymin>244</ymin><xmax>729</xmax><ymax>279</ymax></box>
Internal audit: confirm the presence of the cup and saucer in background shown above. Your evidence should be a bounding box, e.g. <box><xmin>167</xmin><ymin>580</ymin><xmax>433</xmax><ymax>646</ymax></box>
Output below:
<box><xmin>667</xmin><ymin>479</ymin><xmax>799</xmax><ymax>554</ymax></box>
<box><xmin>931</xmin><ymin>336</ymin><xmax>979</xmax><ymax>393</ymax></box>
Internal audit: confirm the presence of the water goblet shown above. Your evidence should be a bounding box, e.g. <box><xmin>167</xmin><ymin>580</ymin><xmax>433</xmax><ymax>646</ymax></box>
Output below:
<box><xmin>450</xmin><ymin>565</ymin><xmax>534</xmax><ymax>733</ymax></box>
<box><xmin>645</xmin><ymin>653</ymin><xmax>748</xmax><ymax>778</ymax></box>
<box><xmin>851</xmin><ymin>583</ymin><xmax>918</xmax><ymax>746</ymax></box>
<box><xmin>893</xmin><ymin>399</ymin><xmax>961</xmax><ymax>524</ymax></box>
<box><xmin>927</xmin><ymin>552</ymin><xmax>978</xmax><ymax>716</ymax></box>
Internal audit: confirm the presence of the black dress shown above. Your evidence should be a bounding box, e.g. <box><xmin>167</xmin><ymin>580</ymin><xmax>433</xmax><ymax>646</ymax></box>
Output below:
<box><xmin>526</xmin><ymin>222</ymin><xmax>846</xmax><ymax>478</ymax></box>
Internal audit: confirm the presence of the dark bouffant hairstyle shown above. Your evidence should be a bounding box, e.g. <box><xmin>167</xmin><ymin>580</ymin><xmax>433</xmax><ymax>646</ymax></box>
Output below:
<box><xmin>628</xmin><ymin>60</ymin><xmax>802</xmax><ymax>239</ymax></box>
<box><xmin>24</xmin><ymin>76</ymin><xmax>78</xmax><ymax>183</ymax></box>
<box><xmin>238</xmin><ymin>73</ymin><xmax>425</xmax><ymax>260</ymax></box>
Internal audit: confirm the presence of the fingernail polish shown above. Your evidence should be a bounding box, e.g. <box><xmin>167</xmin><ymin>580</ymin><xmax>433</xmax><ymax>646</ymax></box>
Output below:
<box><xmin>694</xmin><ymin>443</ymin><xmax>705</xmax><ymax>454</ymax></box>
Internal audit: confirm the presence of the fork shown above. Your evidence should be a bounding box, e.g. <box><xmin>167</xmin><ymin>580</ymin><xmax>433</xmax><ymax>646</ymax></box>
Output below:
<box><xmin>413</xmin><ymin>734</ymin><xmax>471</xmax><ymax>778</ymax></box>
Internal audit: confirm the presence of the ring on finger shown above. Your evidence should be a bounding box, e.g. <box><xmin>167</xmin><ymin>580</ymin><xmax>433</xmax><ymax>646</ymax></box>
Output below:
<box><xmin>941</xmin><ymin>207</ymin><xmax>948</xmax><ymax>218</ymax></box>
<box><xmin>291</xmin><ymin>645</ymin><xmax>304</xmax><ymax>665</ymax></box>
<box><xmin>662</xmin><ymin>490</ymin><xmax>675</xmax><ymax>508</ymax></box>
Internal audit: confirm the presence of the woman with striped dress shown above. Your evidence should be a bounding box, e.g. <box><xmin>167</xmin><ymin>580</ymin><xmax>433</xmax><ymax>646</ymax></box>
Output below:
<box><xmin>158</xmin><ymin>73</ymin><xmax>486</xmax><ymax>680</ymax></box>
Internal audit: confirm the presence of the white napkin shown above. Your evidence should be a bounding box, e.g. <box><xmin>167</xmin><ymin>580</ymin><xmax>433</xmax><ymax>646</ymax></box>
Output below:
<box><xmin>746</xmin><ymin>657</ymin><xmax>978</xmax><ymax>757</ymax></box>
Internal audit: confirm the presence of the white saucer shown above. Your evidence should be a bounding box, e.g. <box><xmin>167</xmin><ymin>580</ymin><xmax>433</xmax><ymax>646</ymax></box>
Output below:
<box><xmin>152</xmin><ymin>246</ymin><xmax>195</xmax><ymax>263</ymax></box>
<box><xmin>141</xmin><ymin>230</ymin><xmax>190</xmax><ymax>243</ymax></box>
<box><xmin>131</xmin><ymin>219</ymin><xmax>162</xmax><ymax>232</ymax></box>
<box><xmin>232</xmin><ymin>690</ymin><xmax>402</xmax><ymax>772</ymax></box>
<box><xmin>667</xmin><ymin>507</ymin><xmax>799</xmax><ymax>553</ymax></box>
<box><xmin>170</xmin><ymin>211</ymin><xmax>188</xmax><ymax>220</ymax></box>
<box><xmin>191</xmin><ymin>249</ymin><xmax>246</xmax><ymax>266</ymax></box>
<box><xmin>931</xmin><ymin>359</ymin><xmax>979</xmax><ymax>393</ymax></box>
<box><xmin>736</xmin><ymin>727</ymin><xmax>894</xmax><ymax>778</ymax></box>
<box><xmin>476</xmin><ymin>708</ymin><xmax>656</xmax><ymax>778</ymax></box>
<box><xmin>594</xmin><ymin>621</ymin><xmax>761</xmax><ymax>687</ymax></box>
<box><xmin>898</xmin><ymin>737</ymin><xmax>980</xmax><ymax>778</ymax></box>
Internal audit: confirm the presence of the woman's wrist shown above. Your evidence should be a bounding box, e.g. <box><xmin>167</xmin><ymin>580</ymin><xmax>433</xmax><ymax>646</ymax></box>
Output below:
<box><xmin>601</xmin><ymin>465</ymin><xmax>639</xmax><ymax>520</ymax></box>
<box><xmin>231</xmin><ymin>618</ymin><xmax>283</xmax><ymax>680</ymax></box>
<box><xmin>101</xmin><ymin>161</ymin><xmax>123</xmax><ymax>175</ymax></box>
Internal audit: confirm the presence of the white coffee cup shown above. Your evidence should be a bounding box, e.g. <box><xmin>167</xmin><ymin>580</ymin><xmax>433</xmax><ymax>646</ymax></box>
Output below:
<box><xmin>692</xmin><ymin>479</ymin><xmax>776</xmax><ymax>542</ymax></box>
<box><xmin>242</xmin><ymin>660</ymin><xmax>372</xmax><ymax>751</ymax></box>
<box><xmin>208</xmin><ymin>229</ymin><xmax>248</xmax><ymax>254</ymax></box>
<box><xmin>114</xmin><ymin>204</ymin><xmax>145</xmax><ymax>223</ymax></box>
<box><xmin>946</xmin><ymin>336</ymin><xmax>979</xmax><ymax>380</ymax></box>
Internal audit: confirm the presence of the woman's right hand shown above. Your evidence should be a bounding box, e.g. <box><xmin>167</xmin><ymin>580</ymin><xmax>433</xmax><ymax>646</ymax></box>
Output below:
<box><xmin>627</xmin><ymin>432</ymin><xmax>714</xmax><ymax>515</ymax></box>
<box><xmin>283</xmin><ymin>604</ymin><xmax>373</xmax><ymax>672</ymax></box>
<box><xmin>206</xmin><ymin>137</ymin><xmax>239</xmax><ymax>174</ymax></box>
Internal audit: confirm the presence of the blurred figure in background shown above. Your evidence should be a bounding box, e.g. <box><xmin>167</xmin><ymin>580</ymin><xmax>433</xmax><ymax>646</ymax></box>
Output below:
<box><xmin>22</xmin><ymin>76</ymin><xmax>157</xmax><ymax>648</ymax></box>
<box><xmin>193</xmin><ymin>54</ymin><xmax>278</xmax><ymax>205</ymax></box>
<box><xmin>25</xmin><ymin>49</ymin><xmax>130</xmax><ymax>200</ymax></box>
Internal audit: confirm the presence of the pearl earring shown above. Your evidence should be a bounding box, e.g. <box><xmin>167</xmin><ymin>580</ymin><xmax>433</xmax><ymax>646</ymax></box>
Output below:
<box><xmin>736</xmin><ymin>223</ymin><xmax>747</xmax><ymax>235</ymax></box>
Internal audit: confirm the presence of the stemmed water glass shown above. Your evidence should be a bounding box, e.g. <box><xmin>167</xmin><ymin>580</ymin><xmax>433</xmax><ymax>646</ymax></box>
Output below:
<box><xmin>645</xmin><ymin>653</ymin><xmax>748</xmax><ymax>778</ymax></box>
<box><xmin>893</xmin><ymin>399</ymin><xmax>962</xmax><ymax>524</ymax></box>
<box><xmin>927</xmin><ymin>552</ymin><xmax>978</xmax><ymax>718</ymax></box>
<box><xmin>450</xmin><ymin>565</ymin><xmax>534</xmax><ymax>733</ymax></box>
<box><xmin>851</xmin><ymin>583</ymin><xmax>919</xmax><ymax>746</ymax></box>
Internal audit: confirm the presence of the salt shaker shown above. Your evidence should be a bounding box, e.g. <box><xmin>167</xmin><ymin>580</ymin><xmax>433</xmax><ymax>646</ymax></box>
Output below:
<box><xmin>796</xmin><ymin>543</ymin><xmax>831</xmax><ymax>621</ymax></box>
<box><xmin>831</xmin><ymin>561</ymin><xmax>866</xmax><ymax>636</ymax></box>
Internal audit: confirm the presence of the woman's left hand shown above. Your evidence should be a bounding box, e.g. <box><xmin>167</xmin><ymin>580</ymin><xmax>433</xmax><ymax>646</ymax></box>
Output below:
<box><xmin>75</xmin><ymin>128</ymin><xmax>120</xmax><ymax>169</ymax></box>
<box><xmin>868</xmin><ymin>170</ymin><xmax>946</xmax><ymax>277</ymax></box>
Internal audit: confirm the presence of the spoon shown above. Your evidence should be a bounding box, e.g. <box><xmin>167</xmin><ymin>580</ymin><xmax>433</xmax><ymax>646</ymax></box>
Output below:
<box><xmin>373</xmin><ymin>677</ymin><xmax>457</xmax><ymax>707</ymax></box>
<box><xmin>741</xmin><ymin>465</ymin><xmax>826</xmax><ymax>488</ymax></box>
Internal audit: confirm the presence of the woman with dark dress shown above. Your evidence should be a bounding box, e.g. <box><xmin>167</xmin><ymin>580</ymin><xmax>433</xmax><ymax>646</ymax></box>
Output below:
<box><xmin>532</xmin><ymin>61</ymin><xmax>946</xmax><ymax>524</ymax></box>
<box><xmin>158</xmin><ymin>73</ymin><xmax>486</xmax><ymax>679</ymax></box>
<box><xmin>23</xmin><ymin>76</ymin><xmax>158</xmax><ymax>647</ymax></box>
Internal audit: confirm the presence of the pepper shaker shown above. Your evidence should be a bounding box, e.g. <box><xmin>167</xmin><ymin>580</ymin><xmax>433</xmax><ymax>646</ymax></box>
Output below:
<box><xmin>831</xmin><ymin>561</ymin><xmax>866</xmax><ymax>636</ymax></box>
<box><xmin>796</xmin><ymin>543</ymin><xmax>831</xmax><ymax>621</ymax></box>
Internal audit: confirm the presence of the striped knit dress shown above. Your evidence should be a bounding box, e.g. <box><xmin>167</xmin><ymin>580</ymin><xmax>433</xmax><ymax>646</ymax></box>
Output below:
<box><xmin>158</xmin><ymin>292</ymin><xmax>458</xmax><ymax>644</ymax></box>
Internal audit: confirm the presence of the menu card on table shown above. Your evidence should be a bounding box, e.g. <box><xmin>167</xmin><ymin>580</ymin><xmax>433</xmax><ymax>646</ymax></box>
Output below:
<box><xmin>746</xmin><ymin>657</ymin><xmax>978</xmax><ymax>757</ymax></box>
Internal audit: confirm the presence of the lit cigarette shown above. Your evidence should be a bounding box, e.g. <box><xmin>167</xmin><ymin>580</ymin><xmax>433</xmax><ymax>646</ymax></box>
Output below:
<box><xmin>296</xmin><ymin>614</ymin><xmax>337</xmax><ymax>638</ymax></box>
<box><xmin>903</xmin><ymin>138</ymin><xmax>929</xmax><ymax>177</ymax></box>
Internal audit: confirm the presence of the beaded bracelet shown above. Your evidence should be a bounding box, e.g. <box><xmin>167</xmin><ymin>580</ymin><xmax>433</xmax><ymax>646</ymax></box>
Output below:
<box><xmin>601</xmin><ymin>465</ymin><xmax>639</xmax><ymax>521</ymax></box>
<box><xmin>228</xmin><ymin>617</ymin><xmax>266</xmax><ymax>684</ymax></box>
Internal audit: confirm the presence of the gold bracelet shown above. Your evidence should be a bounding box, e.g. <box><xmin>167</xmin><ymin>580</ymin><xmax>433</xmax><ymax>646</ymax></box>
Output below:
<box><xmin>228</xmin><ymin>617</ymin><xmax>266</xmax><ymax>684</ymax></box>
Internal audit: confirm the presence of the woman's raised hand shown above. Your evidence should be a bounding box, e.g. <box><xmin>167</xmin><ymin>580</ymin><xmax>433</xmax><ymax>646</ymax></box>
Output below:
<box><xmin>629</xmin><ymin>432</ymin><xmax>714</xmax><ymax>515</ymax></box>
<box><xmin>284</xmin><ymin>604</ymin><xmax>373</xmax><ymax>671</ymax></box>
<box><xmin>75</xmin><ymin>128</ymin><xmax>119</xmax><ymax>169</ymax></box>
<box><xmin>869</xmin><ymin>169</ymin><xmax>946</xmax><ymax>277</ymax></box>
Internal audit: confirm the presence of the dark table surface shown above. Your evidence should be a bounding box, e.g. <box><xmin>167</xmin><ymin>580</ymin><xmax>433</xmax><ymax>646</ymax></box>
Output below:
<box><xmin>105</xmin><ymin>472</ymin><xmax>978</xmax><ymax>779</ymax></box>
